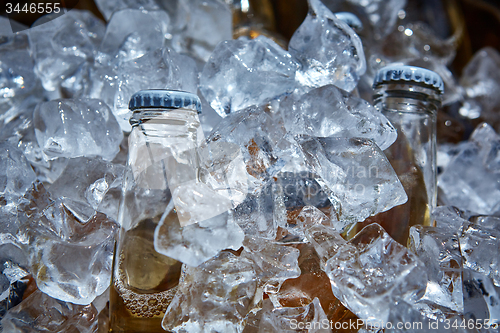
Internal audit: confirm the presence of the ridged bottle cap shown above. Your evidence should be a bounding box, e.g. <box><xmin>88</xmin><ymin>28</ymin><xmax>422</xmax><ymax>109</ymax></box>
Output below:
<box><xmin>373</xmin><ymin>65</ymin><xmax>444</xmax><ymax>94</ymax></box>
<box><xmin>334</xmin><ymin>12</ymin><xmax>363</xmax><ymax>31</ymax></box>
<box><xmin>128</xmin><ymin>89</ymin><xmax>202</xmax><ymax>113</ymax></box>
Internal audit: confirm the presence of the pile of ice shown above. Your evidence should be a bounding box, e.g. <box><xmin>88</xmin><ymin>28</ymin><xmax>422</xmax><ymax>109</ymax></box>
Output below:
<box><xmin>1</xmin><ymin>0</ymin><xmax>500</xmax><ymax>331</ymax></box>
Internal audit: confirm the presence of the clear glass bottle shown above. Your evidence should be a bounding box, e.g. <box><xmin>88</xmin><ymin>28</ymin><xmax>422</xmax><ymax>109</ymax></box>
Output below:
<box><xmin>109</xmin><ymin>90</ymin><xmax>202</xmax><ymax>333</ymax></box>
<box><xmin>354</xmin><ymin>65</ymin><xmax>443</xmax><ymax>245</ymax></box>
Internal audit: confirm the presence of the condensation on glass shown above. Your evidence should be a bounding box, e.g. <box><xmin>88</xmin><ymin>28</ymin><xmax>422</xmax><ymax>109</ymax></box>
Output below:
<box><xmin>355</xmin><ymin>65</ymin><xmax>443</xmax><ymax>245</ymax></box>
<box><xmin>109</xmin><ymin>90</ymin><xmax>202</xmax><ymax>333</ymax></box>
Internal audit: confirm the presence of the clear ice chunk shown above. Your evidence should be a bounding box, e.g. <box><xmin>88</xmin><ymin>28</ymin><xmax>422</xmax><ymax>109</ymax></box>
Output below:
<box><xmin>242</xmin><ymin>237</ymin><xmax>300</xmax><ymax>294</ymax></box>
<box><xmin>305</xmin><ymin>223</ymin><xmax>347</xmax><ymax>266</ymax></box>
<box><xmin>280</xmin><ymin>85</ymin><xmax>397</xmax><ymax>150</ymax></box>
<box><xmin>48</xmin><ymin>157</ymin><xmax>124</xmax><ymax>222</ymax></box>
<box><xmin>460</xmin><ymin>221</ymin><xmax>500</xmax><ymax>287</ymax></box>
<box><xmin>97</xmin><ymin>9</ymin><xmax>169</xmax><ymax>65</ymax></box>
<box><xmin>258</xmin><ymin>298</ymin><xmax>331</xmax><ymax>332</ymax></box>
<box><xmin>0</xmin><ymin>143</ymin><xmax>37</xmax><ymax>237</ymax></box>
<box><xmin>197</xmin><ymin>141</ymin><xmax>249</xmax><ymax>209</ymax></box>
<box><xmin>154</xmin><ymin>201</ymin><xmax>244</xmax><ymax>267</ymax></box>
<box><xmin>325</xmin><ymin>224</ymin><xmax>427</xmax><ymax>322</ymax></box>
<box><xmin>27</xmin><ymin>204</ymin><xmax>118</xmax><ymax>305</ymax></box>
<box><xmin>409</xmin><ymin>225</ymin><xmax>464</xmax><ymax>317</ymax></box>
<box><xmin>199</xmin><ymin>36</ymin><xmax>299</xmax><ymax>117</ymax></box>
<box><xmin>1</xmin><ymin>289</ymin><xmax>98</xmax><ymax>332</ymax></box>
<box><xmin>0</xmin><ymin>33</ymin><xmax>39</xmax><ymax>115</ymax></box>
<box><xmin>94</xmin><ymin>0</ymin><xmax>160</xmax><ymax>21</ymax></box>
<box><xmin>34</xmin><ymin>99</ymin><xmax>123</xmax><ymax>161</ymax></box>
<box><xmin>171</xmin><ymin>0</ymin><xmax>232</xmax><ymax>63</ymax></box>
<box><xmin>438</xmin><ymin>123</ymin><xmax>500</xmax><ymax>215</ymax></box>
<box><xmin>296</xmin><ymin>136</ymin><xmax>407</xmax><ymax>226</ymax></box>
<box><xmin>233</xmin><ymin>180</ymin><xmax>286</xmax><ymax>239</ymax></box>
<box><xmin>288</xmin><ymin>0</ymin><xmax>366</xmax><ymax>92</ymax></box>
<box><xmin>162</xmin><ymin>251</ymin><xmax>258</xmax><ymax>332</ymax></box>
<box><xmin>286</xmin><ymin>205</ymin><xmax>332</xmax><ymax>239</ymax></box>
<box><xmin>460</xmin><ymin>47</ymin><xmax>500</xmax><ymax>124</ymax></box>
<box><xmin>28</xmin><ymin>10</ymin><xmax>105</xmax><ymax>97</ymax></box>
<box><xmin>206</xmin><ymin>104</ymin><xmax>292</xmax><ymax>189</ymax></box>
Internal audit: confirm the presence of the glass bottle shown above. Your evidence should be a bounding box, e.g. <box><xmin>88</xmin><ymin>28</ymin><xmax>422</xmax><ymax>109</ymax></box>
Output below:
<box><xmin>353</xmin><ymin>65</ymin><xmax>443</xmax><ymax>245</ymax></box>
<box><xmin>109</xmin><ymin>90</ymin><xmax>202</xmax><ymax>333</ymax></box>
<box><xmin>229</xmin><ymin>0</ymin><xmax>287</xmax><ymax>47</ymax></box>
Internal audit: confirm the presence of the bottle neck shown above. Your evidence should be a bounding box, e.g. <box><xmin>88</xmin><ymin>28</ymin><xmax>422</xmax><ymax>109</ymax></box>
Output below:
<box><xmin>373</xmin><ymin>84</ymin><xmax>441</xmax><ymax>115</ymax></box>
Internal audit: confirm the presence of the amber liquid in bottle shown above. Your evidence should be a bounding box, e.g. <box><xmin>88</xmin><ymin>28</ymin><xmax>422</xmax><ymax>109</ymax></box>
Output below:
<box><xmin>109</xmin><ymin>91</ymin><xmax>202</xmax><ymax>332</ymax></box>
<box><xmin>109</xmin><ymin>216</ymin><xmax>182</xmax><ymax>333</ymax></box>
<box><xmin>349</xmin><ymin>83</ymin><xmax>440</xmax><ymax>245</ymax></box>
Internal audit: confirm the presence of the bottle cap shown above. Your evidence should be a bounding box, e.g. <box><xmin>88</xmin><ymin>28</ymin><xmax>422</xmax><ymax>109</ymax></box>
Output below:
<box><xmin>334</xmin><ymin>12</ymin><xmax>363</xmax><ymax>31</ymax></box>
<box><xmin>373</xmin><ymin>65</ymin><xmax>444</xmax><ymax>94</ymax></box>
<box><xmin>128</xmin><ymin>89</ymin><xmax>202</xmax><ymax>113</ymax></box>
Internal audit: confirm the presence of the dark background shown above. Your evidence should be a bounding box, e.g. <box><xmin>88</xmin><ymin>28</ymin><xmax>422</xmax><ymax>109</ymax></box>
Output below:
<box><xmin>2</xmin><ymin>0</ymin><xmax>500</xmax><ymax>75</ymax></box>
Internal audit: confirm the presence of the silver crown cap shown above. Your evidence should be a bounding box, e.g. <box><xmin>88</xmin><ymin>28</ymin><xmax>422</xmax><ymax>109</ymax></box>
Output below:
<box><xmin>373</xmin><ymin>65</ymin><xmax>444</xmax><ymax>94</ymax></box>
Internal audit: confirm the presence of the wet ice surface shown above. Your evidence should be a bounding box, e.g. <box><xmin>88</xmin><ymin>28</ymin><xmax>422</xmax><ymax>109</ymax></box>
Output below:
<box><xmin>460</xmin><ymin>47</ymin><xmax>500</xmax><ymax>125</ymax></box>
<box><xmin>2</xmin><ymin>0</ymin><xmax>500</xmax><ymax>330</ymax></box>
<box><xmin>199</xmin><ymin>36</ymin><xmax>299</xmax><ymax>117</ymax></box>
<box><xmin>281</xmin><ymin>85</ymin><xmax>397</xmax><ymax>150</ymax></box>
<box><xmin>154</xmin><ymin>202</ymin><xmax>244</xmax><ymax>267</ymax></box>
<box><xmin>34</xmin><ymin>99</ymin><xmax>123</xmax><ymax>161</ymax></box>
<box><xmin>438</xmin><ymin>123</ymin><xmax>500</xmax><ymax>215</ymax></box>
<box><xmin>296</xmin><ymin>136</ymin><xmax>407</xmax><ymax>227</ymax></box>
<box><xmin>289</xmin><ymin>0</ymin><xmax>366</xmax><ymax>92</ymax></box>
<box><xmin>1</xmin><ymin>289</ymin><xmax>98</xmax><ymax>332</ymax></box>
<box><xmin>28</xmin><ymin>10</ymin><xmax>105</xmax><ymax>98</ymax></box>
<box><xmin>325</xmin><ymin>224</ymin><xmax>427</xmax><ymax>323</ymax></box>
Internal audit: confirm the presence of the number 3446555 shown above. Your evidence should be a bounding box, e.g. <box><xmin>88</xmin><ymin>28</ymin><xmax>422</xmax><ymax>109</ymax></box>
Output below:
<box><xmin>6</xmin><ymin>2</ymin><xmax>61</xmax><ymax>14</ymax></box>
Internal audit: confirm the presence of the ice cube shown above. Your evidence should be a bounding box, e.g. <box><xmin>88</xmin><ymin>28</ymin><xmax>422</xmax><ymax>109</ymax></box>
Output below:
<box><xmin>170</xmin><ymin>0</ymin><xmax>232</xmax><ymax>63</ymax></box>
<box><xmin>154</xmin><ymin>201</ymin><xmax>244</xmax><ymax>267</ymax></box>
<box><xmin>1</xmin><ymin>289</ymin><xmax>98</xmax><ymax>332</ymax></box>
<box><xmin>0</xmin><ymin>33</ymin><xmax>39</xmax><ymax>115</ymax></box>
<box><xmin>280</xmin><ymin>85</ymin><xmax>397</xmax><ymax>150</ymax></box>
<box><xmin>34</xmin><ymin>99</ymin><xmax>123</xmax><ymax>161</ymax></box>
<box><xmin>325</xmin><ymin>224</ymin><xmax>427</xmax><ymax>322</ymax></box>
<box><xmin>460</xmin><ymin>47</ymin><xmax>500</xmax><ymax>125</ymax></box>
<box><xmin>197</xmin><ymin>141</ymin><xmax>249</xmax><ymax>209</ymax></box>
<box><xmin>296</xmin><ymin>136</ymin><xmax>407</xmax><ymax>227</ymax></box>
<box><xmin>233</xmin><ymin>180</ymin><xmax>286</xmax><ymax>239</ymax></box>
<box><xmin>409</xmin><ymin>225</ymin><xmax>463</xmax><ymax>318</ymax></box>
<box><xmin>242</xmin><ymin>237</ymin><xmax>300</xmax><ymax>294</ymax></box>
<box><xmin>0</xmin><ymin>143</ymin><xmax>37</xmax><ymax>238</ymax></box>
<box><xmin>0</xmin><ymin>257</ymin><xmax>30</xmax><ymax>320</ymax></box>
<box><xmin>206</xmin><ymin>103</ymin><xmax>292</xmax><ymax>189</ymax></box>
<box><xmin>162</xmin><ymin>251</ymin><xmax>258</xmax><ymax>332</ymax></box>
<box><xmin>438</xmin><ymin>123</ymin><xmax>500</xmax><ymax>215</ymax></box>
<box><xmin>285</xmin><ymin>205</ymin><xmax>332</xmax><ymax>239</ymax></box>
<box><xmin>28</xmin><ymin>10</ymin><xmax>105</xmax><ymax>97</ymax></box>
<box><xmin>27</xmin><ymin>203</ymin><xmax>118</xmax><ymax>305</ymax></box>
<box><xmin>97</xmin><ymin>9</ymin><xmax>169</xmax><ymax>65</ymax></box>
<box><xmin>288</xmin><ymin>0</ymin><xmax>366</xmax><ymax>92</ymax></box>
<box><xmin>94</xmin><ymin>0</ymin><xmax>160</xmax><ymax>21</ymax></box>
<box><xmin>460</xmin><ymin>221</ymin><xmax>500</xmax><ymax>287</ymax></box>
<box><xmin>305</xmin><ymin>223</ymin><xmax>347</xmax><ymax>266</ymax></box>
<box><xmin>259</xmin><ymin>298</ymin><xmax>331</xmax><ymax>332</ymax></box>
<box><xmin>48</xmin><ymin>157</ymin><xmax>124</xmax><ymax>222</ymax></box>
<box><xmin>199</xmin><ymin>36</ymin><xmax>299</xmax><ymax>117</ymax></box>
<box><xmin>463</xmin><ymin>270</ymin><xmax>500</xmax><ymax>327</ymax></box>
